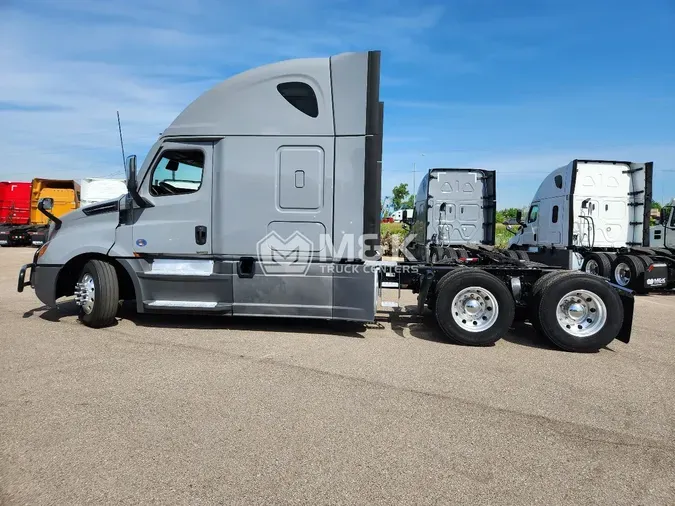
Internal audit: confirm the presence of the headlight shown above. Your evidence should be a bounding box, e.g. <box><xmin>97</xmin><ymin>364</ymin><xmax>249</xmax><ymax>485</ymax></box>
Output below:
<box><xmin>36</xmin><ymin>242</ymin><xmax>49</xmax><ymax>260</ymax></box>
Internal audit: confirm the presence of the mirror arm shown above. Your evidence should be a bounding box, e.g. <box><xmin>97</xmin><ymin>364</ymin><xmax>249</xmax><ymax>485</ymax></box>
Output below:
<box><xmin>37</xmin><ymin>200</ymin><xmax>62</xmax><ymax>230</ymax></box>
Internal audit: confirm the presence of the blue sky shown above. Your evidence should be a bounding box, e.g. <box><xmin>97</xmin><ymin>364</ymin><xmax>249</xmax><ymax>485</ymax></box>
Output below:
<box><xmin>1</xmin><ymin>0</ymin><xmax>673</xmax><ymax>208</ymax></box>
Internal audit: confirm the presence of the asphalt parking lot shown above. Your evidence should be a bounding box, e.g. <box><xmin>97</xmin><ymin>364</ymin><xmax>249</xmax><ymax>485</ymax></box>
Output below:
<box><xmin>1</xmin><ymin>248</ymin><xmax>674</xmax><ymax>505</ymax></box>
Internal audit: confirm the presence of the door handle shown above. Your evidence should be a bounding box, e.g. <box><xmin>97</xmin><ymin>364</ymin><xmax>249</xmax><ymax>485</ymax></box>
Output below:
<box><xmin>195</xmin><ymin>225</ymin><xmax>207</xmax><ymax>245</ymax></box>
<box><xmin>237</xmin><ymin>257</ymin><xmax>256</xmax><ymax>278</ymax></box>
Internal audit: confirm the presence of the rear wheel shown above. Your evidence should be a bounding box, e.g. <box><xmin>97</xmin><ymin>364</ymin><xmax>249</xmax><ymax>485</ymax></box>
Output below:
<box><xmin>434</xmin><ymin>270</ymin><xmax>515</xmax><ymax>346</ymax></box>
<box><xmin>504</xmin><ymin>250</ymin><xmax>519</xmax><ymax>260</ymax></box>
<box><xmin>515</xmin><ymin>251</ymin><xmax>529</xmax><ymax>261</ymax></box>
<box><xmin>75</xmin><ymin>259</ymin><xmax>120</xmax><ymax>328</ymax></box>
<box><xmin>611</xmin><ymin>254</ymin><xmax>645</xmax><ymax>292</ymax></box>
<box><xmin>528</xmin><ymin>270</ymin><xmax>587</xmax><ymax>333</ymax></box>
<box><xmin>536</xmin><ymin>275</ymin><xmax>623</xmax><ymax>352</ymax></box>
<box><xmin>581</xmin><ymin>252</ymin><xmax>611</xmax><ymax>278</ymax></box>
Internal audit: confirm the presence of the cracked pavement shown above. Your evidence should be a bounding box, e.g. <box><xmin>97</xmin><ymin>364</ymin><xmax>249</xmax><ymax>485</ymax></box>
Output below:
<box><xmin>1</xmin><ymin>248</ymin><xmax>674</xmax><ymax>505</ymax></box>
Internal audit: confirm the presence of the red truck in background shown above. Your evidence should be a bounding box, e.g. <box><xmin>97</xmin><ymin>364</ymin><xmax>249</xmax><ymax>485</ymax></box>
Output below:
<box><xmin>0</xmin><ymin>182</ymin><xmax>32</xmax><ymax>246</ymax></box>
<box><xmin>0</xmin><ymin>179</ymin><xmax>81</xmax><ymax>247</ymax></box>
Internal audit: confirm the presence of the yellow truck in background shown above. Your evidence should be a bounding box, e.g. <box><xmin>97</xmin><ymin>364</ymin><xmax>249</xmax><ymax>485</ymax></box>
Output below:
<box><xmin>0</xmin><ymin>178</ymin><xmax>80</xmax><ymax>247</ymax></box>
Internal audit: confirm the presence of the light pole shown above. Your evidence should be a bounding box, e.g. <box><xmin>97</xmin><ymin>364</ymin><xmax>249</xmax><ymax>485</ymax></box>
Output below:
<box><xmin>412</xmin><ymin>153</ymin><xmax>425</xmax><ymax>195</ymax></box>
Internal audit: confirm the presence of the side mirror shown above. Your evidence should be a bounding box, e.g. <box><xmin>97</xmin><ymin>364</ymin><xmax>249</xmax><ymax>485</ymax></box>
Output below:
<box><xmin>38</xmin><ymin>197</ymin><xmax>54</xmax><ymax>212</ymax></box>
<box><xmin>37</xmin><ymin>197</ymin><xmax>62</xmax><ymax>229</ymax></box>
<box><xmin>515</xmin><ymin>210</ymin><xmax>522</xmax><ymax>222</ymax></box>
<box><xmin>125</xmin><ymin>154</ymin><xmax>151</xmax><ymax>208</ymax></box>
<box><xmin>660</xmin><ymin>207</ymin><xmax>667</xmax><ymax>224</ymax></box>
<box><xmin>126</xmin><ymin>155</ymin><xmax>137</xmax><ymax>191</ymax></box>
<box><xmin>402</xmin><ymin>210</ymin><xmax>408</xmax><ymax>221</ymax></box>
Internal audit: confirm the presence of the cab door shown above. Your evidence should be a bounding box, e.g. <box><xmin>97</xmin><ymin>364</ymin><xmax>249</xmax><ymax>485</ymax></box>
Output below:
<box><xmin>132</xmin><ymin>141</ymin><xmax>213</xmax><ymax>255</ymax></box>
<box><xmin>519</xmin><ymin>202</ymin><xmax>540</xmax><ymax>246</ymax></box>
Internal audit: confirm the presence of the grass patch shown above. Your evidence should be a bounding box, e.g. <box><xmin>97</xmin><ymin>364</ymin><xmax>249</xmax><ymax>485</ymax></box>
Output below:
<box><xmin>380</xmin><ymin>221</ymin><xmax>517</xmax><ymax>252</ymax></box>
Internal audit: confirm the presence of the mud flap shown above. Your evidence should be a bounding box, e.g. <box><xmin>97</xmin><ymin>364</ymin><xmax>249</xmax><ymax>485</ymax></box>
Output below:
<box><xmin>416</xmin><ymin>270</ymin><xmax>435</xmax><ymax>314</ymax></box>
<box><xmin>614</xmin><ymin>286</ymin><xmax>635</xmax><ymax>344</ymax></box>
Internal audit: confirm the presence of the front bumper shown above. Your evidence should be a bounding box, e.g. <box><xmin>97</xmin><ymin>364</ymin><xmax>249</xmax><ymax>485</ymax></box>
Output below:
<box><xmin>17</xmin><ymin>262</ymin><xmax>61</xmax><ymax>308</ymax></box>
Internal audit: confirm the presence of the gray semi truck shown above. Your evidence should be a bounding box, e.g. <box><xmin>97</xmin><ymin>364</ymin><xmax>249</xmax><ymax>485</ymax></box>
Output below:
<box><xmin>18</xmin><ymin>50</ymin><xmax>637</xmax><ymax>352</ymax></box>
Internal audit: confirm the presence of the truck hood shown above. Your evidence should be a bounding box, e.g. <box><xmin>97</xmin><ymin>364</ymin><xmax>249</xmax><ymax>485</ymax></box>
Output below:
<box><xmin>59</xmin><ymin>197</ymin><xmax>123</xmax><ymax>225</ymax></box>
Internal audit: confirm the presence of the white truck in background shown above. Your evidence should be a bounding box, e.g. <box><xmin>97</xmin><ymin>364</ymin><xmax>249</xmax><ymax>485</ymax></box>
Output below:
<box><xmin>650</xmin><ymin>199</ymin><xmax>675</xmax><ymax>251</ymax></box>
<box><xmin>79</xmin><ymin>178</ymin><xmax>127</xmax><ymax>208</ymax></box>
<box><xmin>392</xmin><ymin>208</ymin><xmax>413</xmax><ymax>222</ymax></box>
<box><xmin>507</xmin><ymin>159</ymin><xmax>674</xmax><ymax>293</ymax></box>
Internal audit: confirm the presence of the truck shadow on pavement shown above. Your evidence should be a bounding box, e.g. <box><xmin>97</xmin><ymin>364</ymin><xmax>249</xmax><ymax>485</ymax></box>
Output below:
<box><xmin>23</xmin><ymin>300</ymin><xmax>369</xmax><ymax>339</ymax></box>
<box><xmin>379</xmin><ymin>304</ymin><xmax>562</xmax><ymax>351</ymax></box>
<box><xmin>24</xmin><ymin>300</ymin><xmax>571</xmax><ymax>351</ymax></box>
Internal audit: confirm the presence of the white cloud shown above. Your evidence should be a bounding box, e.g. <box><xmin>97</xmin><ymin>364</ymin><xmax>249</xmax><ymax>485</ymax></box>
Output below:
<box><xmin>0</xmin><ymin>0</ymin><xmax>457</xmax><ymax>181</ymax></box>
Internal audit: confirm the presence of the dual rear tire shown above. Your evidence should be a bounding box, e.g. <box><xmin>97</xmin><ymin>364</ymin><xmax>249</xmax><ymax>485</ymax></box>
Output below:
<box><xmin>433</xmin><ymin>268</ymin><xmax>624</xmax><ymax>352</ymax></box>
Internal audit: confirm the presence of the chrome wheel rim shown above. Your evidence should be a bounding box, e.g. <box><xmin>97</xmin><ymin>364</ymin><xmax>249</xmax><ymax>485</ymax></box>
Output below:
<box><xmin>451</xmin><ymin>287</ymin><xmax>499</xmax><ymax>332</ymax></box>
<box><xmin>584</xmin><ymin>259</ymin><xmax>599</xmax><ymax>275</ymax></box>
<box><xmin>75</xmin><ymin>273</ymin><xmax>96</xmax><ymax>314</ymax></box>
<box><xmin>614</xmin><ymin>262</ymin><xmax>631</xmax><ymax>286</ymax></box>
<box><xmin>556</xmin><ymin>289</ymin><xmax>607</xmax><ymax>337</ymax></box>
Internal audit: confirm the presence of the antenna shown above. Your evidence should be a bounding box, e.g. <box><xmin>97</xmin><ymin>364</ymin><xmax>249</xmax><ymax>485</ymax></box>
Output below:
<box><xmin>117</xmin><ymin>110</ymin><xmax>126</xmax><ymax>170</ymax></box>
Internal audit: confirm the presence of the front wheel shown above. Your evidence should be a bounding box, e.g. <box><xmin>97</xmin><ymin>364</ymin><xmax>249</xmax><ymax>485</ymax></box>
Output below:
<box><xmin>535</xmin><ymin>275</ymin><xmax>624</xmax><ymax>352</ymax></box>
<box><xmin>75</xmin><ymin>259</ymin><xmax>120</xmax><ymax>328</ymax></box>
<box><xmin>434</xmin><ymin>269</ymin><xmax>515</xmax><ymax>346</ymax></box>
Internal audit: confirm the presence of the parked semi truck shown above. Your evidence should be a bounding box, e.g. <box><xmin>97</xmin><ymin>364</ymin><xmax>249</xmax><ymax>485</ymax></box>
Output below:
<box><xmin>404</xmin><ymin>167</ymin><xmax>496</xmax><ymax>263</ymax></box>
<box><xmin>0</xmin><ymin>181</ymin><xmax>32</xmax><ymax>246</ymax></box>
<box><xmin>650</xmin><ymin>199</ymin><xmax>675</xmax><ymax>251</ymax></box>
<box><xmin>18</xmin><ymin>50</ymin><xmax>637</xmax><ymax>352</ymax></box>
<box><xmin>1</xmin><ymin>178</ymin><xmax>80</xmax><ymax>247</ymax></box>
<box><xmin>506</xmin><ymin>160</ymin><xmax>674</xmax><ymax>293</ymax></box>
<box><xmin>80</xmin><ymin>177</ymin><xmax>127</xmax><ymax>208</ymax></box>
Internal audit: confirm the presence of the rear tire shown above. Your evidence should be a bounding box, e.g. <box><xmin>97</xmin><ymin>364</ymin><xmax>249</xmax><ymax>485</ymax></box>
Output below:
<box><xmin>515</xmin><ymin>251</ymin><xmax>529</xmax><ymax>261</ymax></box>
<box><xmin>611</xmin><ymin>254</ymin><xmax>645</xmax><ymax>293</ymax></box>
<box><xmin>581</xmin><ymin>252</ymin><xmax>611</xmax><ymax>278</ymax></box>
<box><xmin>536</xmin><ymin>274</ymin><xmax>624</xmax><ymax>352</ymax></box>
<box><xmin>528</xmin><ymin>270</ymin><xmax>587</xmax><ymax>333</ymax></box>
<box><xmin>504</xmin><ymin>250</ymin><xmax>519</xmax><ymax>260</ymax></box>
<box><xmin>75</xmin><ymin>259</ymin><xmax>120</xmax><ymax>328</ymax></box>
<box><xmin>434</xmin><ymin>269</ymin><xmax>515</xmax><ymax>346</ymax></box>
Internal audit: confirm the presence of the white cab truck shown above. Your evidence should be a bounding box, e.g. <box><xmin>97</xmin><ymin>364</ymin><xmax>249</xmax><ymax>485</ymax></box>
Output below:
<box><xmin>17</xmin><ymin>51</ymin><xmax>639</xmax><ymax>352</ymax></box>
<box><xmin>650</xmin><ymin>199</ymin><xmax>675</xmax><ymax>250</ymax></box>
<box><xmin>405</xmin><ymin>167</ymin><xmax>497</xmax><ymax>263</ymax></box>
<box><xmin>507</xmin><ymin>159</ymin><xmax>674</xmax><ymax>293</ymax></box>
<box><xmin>80</xmin><ymin>177</ymin><xmax>127</xmax><ymax>208</ymax></box>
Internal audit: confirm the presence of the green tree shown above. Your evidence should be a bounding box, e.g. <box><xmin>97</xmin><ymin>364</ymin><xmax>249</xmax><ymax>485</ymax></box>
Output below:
<box><xmin>652</xmin><ymin>201</ymin><xmax>662</xmax><ymax>210</ymax></box>
<box><xmin>496</xmin><ymin>207</ymin><xmax>521</xmax><ymax>223</ymax></box>
<box><xmin>391</xmin><ymin>183</ymin><xmax>410</xmax><ymax>210</ymax></box>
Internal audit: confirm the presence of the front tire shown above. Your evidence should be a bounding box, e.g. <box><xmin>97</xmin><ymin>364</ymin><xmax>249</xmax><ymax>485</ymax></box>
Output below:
<box><xmin>75</xmin><ymin>259</ymin><xmax>120</xmax><ymax>328</ymax></box>
<box><xmin>536</xmin><ymin>275</ymin><xmax>624</xmax><ymax>352</ymax></box>
<box><xmin>434</xmin><ymin>269</ymin><xmax>515</xmax><ymax>346</ymax></box>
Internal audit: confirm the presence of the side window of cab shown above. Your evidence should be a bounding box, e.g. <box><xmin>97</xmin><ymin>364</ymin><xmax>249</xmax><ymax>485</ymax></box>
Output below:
<box><xmin>149</xmin><ymin>149</ymin><xmax>205</xmax><ymax>196</ymax></box>
<box><xmin>527</xmin><ymin>204</ymin><xmax>539</xmax><ymax>223</ymax></box>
